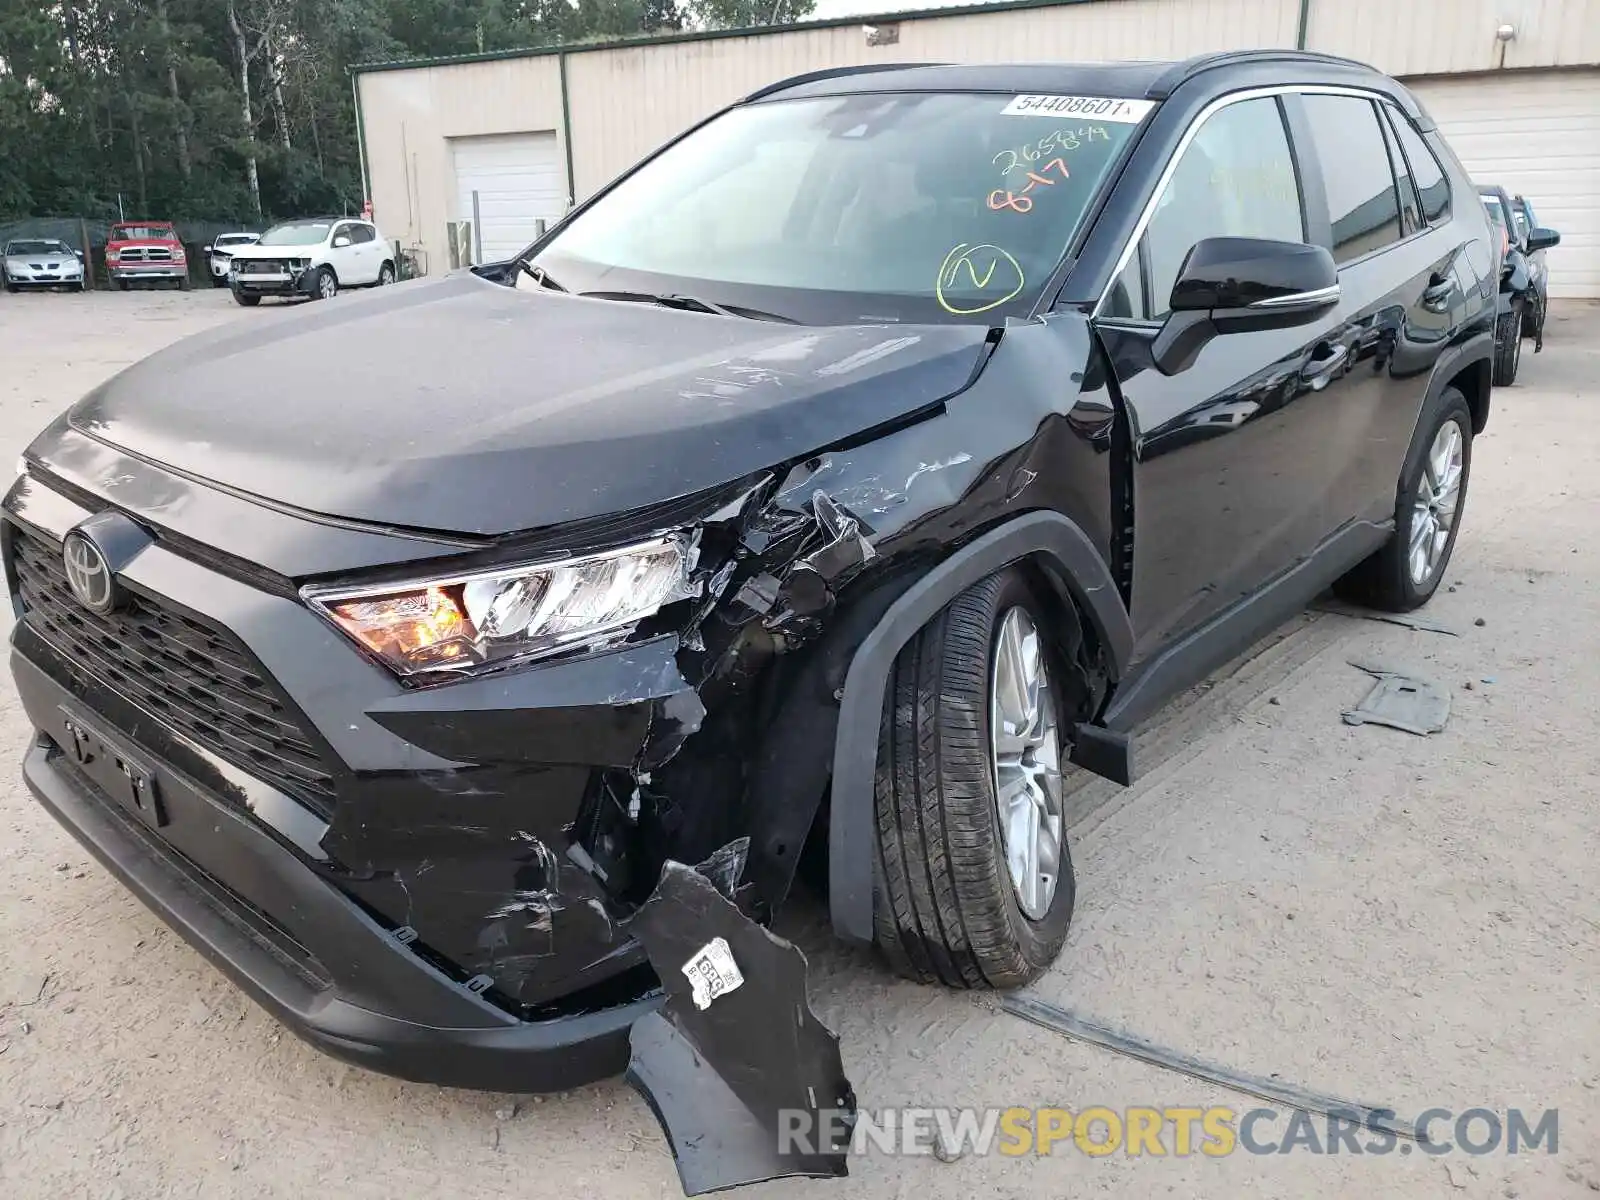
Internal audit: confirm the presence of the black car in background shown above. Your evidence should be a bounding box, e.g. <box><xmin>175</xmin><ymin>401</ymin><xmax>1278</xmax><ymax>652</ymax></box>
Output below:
<box><xmin>1511</xmin><ymin>193</ymin><xmax>1558</xmax><ymax>348</ymax></box>
<box><xmin>1479</xmin><ymin>183</ymin><xmax>1561</xmax><ymax>382</ymax></box>
<box><xmin>6</xmin><ymin>52</ymin><xmax>1496</xmax><ymax>1099</ymax></box>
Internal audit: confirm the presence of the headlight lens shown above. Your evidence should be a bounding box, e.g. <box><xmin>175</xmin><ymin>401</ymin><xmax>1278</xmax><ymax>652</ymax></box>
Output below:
<box><xmin>305</xmin><ymin>537</ymin><xmax>695</xmax><ymax>677</ymax></box>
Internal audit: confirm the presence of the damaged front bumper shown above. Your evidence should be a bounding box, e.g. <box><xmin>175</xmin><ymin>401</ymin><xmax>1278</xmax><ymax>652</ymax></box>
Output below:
<box><xmin>13</xmin><ymin>650</ymin><xmax>661</xmax><ymax>1091</ymax></box>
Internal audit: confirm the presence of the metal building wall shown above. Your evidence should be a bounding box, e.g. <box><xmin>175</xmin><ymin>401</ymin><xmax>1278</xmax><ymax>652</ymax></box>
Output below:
<box><xmin>358</xmin><ymin>57</ymin><xmax>565</xmax><ymax>274</ymax></box>
<box><xmin>1307</xmin><ymin>0</ymin><xmax>1600</xmax><ymax>76</ymax></box>
<box><xmin>566</xmin><ymin>0</ymin><xmax>1298</xmax><ymax>192</ymax></box>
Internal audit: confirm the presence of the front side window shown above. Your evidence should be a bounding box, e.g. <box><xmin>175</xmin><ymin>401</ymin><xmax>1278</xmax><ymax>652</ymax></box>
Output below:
<box><xmin>528</xmin><ymin>91</ymin><xmax>1150</xmax><ymax>322</ymax></box>
<box><xmin>1384</xmin><ymin>104</ymin><xmax>1451</xmax><ymax>225</ymax></box>
<box><xmin>1299</xmin><ymin>95</ymin><xmax>1402</xmax><ymax>264</ymax></box>
<box><xmin>1116</xmin><ymin>96</ymin><xmax>1304</xmax><ymax>320</ymax></box>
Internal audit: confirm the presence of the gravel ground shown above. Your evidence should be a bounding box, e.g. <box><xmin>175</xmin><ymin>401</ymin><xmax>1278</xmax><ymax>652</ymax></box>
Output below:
<box><xmin>1</xmin><ymin>286</ymin><xmax>1598</xmax><ymax>1200</ymax></box>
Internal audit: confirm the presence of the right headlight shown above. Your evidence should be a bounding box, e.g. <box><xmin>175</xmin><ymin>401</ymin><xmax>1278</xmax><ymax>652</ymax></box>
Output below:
<box><xmin>304</xmin><ymin>536</ymin><xmax>697</xmax><ymax>678</ymax></box>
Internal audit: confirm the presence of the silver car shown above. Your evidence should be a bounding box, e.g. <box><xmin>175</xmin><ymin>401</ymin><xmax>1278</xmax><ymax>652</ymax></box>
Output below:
<box><xmin>204</xmin><ymin>232</ymin><xmax>261</xmax><ymax>287</ymax></box>
<box><xmin>3</xmin><ymin>239</ymin><xmax>85</xmax><ymax>293</ymax></box>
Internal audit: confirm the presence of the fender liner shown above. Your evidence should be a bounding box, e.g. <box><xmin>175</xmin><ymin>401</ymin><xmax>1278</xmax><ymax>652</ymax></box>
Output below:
<box><xmin>1430</xmin><ymin>328</ymin><xmax>1494</xmax><ymax>433</ymax></box>
<box><xmin>827</xmin><ymin>511</ymin><xmax>1133</xmax><ymax>946</ymax></box>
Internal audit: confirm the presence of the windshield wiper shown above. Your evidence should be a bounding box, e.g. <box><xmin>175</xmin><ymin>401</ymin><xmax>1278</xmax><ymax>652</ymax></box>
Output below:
<box><xmin>516</xmin><ymin>259</ymin><xmax>567</xmax><ymax>292</ymax></box>
<box><xmin>580</xmin><ymin>290</ymin><xmax>796</xmax><ymax>324</ymax></box>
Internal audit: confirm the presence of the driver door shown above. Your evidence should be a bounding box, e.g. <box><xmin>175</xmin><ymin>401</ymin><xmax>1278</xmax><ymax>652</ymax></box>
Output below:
<box><xmin>1093</xmin><ymin>93</ymin><xmax>1366</xmax><ymax>661</ymax></box>
<box><xmin>328</xmin><ymin>222</ymin><xmax>364</xmax><ymax>283</ymax></box>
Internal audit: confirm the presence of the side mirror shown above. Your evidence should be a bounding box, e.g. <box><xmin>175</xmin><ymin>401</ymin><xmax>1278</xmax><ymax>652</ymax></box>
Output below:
<box><xmin>332</xmin><ymin>235</ymin><xmax>351</xmax><ymax>248</ymax></box>
<box><xmin>202</xmin><ymin>244</ymin><xmax>213</xmax><ymax>255</ymax></box>
<box><xmin>1152</xmin><ymin>237</ymin><xmax>1340</xmax><ymax>375</ymax></box>
<box><xmin>1525</xmin><ymin>227</ymin><xmax>1560</xmax><ymax>252</ymax></box>
<box><xmin>74</xmin><ymin>250</ymin><xmax>83</xmax><ymax>259</ymax></box>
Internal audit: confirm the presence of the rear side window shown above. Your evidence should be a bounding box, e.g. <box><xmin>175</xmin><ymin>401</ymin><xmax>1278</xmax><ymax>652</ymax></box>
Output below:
<box><xmin>1115</xmin><ymin>96</ymin><xmax>1304</xmax><ymax>320</ymax></box>
<box><xmin>1298</xmin><ymin>95</ymin><xmax>1401</xmax><ymax>264</ymax></box>
<box><xmin>1379</xmin><ymin>113</ymin><xmax>1422</xmax><ymax>236</ymax></box>
<box><xmin>1384</xmin><ymin>105</ymin><xmax>1451</xmax><ymax>225</ymax></box>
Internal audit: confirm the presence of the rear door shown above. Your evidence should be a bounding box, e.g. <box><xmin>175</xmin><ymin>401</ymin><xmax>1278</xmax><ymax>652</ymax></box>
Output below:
<box><xmin>1093</xmin><ymin>93</ymin><xmax>1367</xmax><ymax>659</ymax></box>
<box><xmin>1280</xmin><ymin>90</ymin><xmax>1461</xmax><ymax>532</ymax></box>
<box><xmin>348</xmin><ymin>222</ymin><xmax>382</xmax><ymax>282</ymax></box>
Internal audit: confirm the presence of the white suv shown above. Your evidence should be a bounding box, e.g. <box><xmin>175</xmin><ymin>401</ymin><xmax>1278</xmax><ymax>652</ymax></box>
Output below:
<box><xmin>227</xmin><ymin>218</ymin><xmax>395</xmax><ymax>305</ymax></box>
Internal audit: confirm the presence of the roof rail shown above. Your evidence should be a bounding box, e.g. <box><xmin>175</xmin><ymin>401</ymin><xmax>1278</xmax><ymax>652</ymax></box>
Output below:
<box><xmin>742</xmin><ymin>62</ymin><xmax>947</xmax><ymax>103</ymax></box>
<box><xmin>1149</xmin><ymin>48</ymin><xmax>1377</xmax><ymax>98</ymax></box>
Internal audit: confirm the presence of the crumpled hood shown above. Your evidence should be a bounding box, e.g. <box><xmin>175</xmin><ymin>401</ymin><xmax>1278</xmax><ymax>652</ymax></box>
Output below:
<box><xmin>65</xmin><ymin>273</ymin><xmax>993</xmax><ymax>537</ymax></box>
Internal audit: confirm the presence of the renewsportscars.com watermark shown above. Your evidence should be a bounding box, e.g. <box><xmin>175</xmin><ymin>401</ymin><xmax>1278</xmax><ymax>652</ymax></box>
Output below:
<box><xmin>780</xmin><ymin>1106</ymin><xmax>1560</xmax><ymax>1159</ymax></box>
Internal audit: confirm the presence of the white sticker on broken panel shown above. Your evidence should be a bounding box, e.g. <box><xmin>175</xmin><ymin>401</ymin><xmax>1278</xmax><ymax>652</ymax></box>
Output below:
<box><xmin>681</xmin><ymin>936</ymin><xmax>745</xmax><ymax>1010</ymax></box>
<box><xmin>1001</xmin><ymin>95</ymin><xmax>1156</xmax><ymax>123</ymax></box>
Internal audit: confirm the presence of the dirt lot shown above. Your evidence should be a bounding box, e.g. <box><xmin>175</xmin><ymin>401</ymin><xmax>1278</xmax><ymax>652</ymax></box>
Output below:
<box><xmin>1</xmin><ymin>286</ymin><xmax>1598</xmax><ymax>1200</ymax></box>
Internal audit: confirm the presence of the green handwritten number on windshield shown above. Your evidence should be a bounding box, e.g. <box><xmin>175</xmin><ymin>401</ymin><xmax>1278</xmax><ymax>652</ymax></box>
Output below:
<box><xmin>936</xmin><ymin>243</ymin><xmax>1026</xmax><ymax>315</ymax></box>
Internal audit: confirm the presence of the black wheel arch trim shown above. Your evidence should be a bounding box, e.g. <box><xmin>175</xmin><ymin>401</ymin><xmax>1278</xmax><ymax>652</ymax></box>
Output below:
<box><xmin>1431</xmin><ymin>328</ymin><xmax>1494</xmax><ymax>433</ymax></box>
<box><xmin>827</xmin><ymin>510</ymin><xmax>1132</xmax><ymax>946</ymax></box>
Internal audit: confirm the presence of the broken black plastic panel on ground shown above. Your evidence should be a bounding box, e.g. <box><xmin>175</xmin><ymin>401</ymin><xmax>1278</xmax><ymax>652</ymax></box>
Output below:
<box><xmin>625</xmin><ymin>841</ymin><xmax>856</xmax><ymax>1195</ymax></box>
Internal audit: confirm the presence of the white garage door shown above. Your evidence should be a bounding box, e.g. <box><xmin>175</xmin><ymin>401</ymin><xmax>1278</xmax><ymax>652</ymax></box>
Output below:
<box><xmin>1409</xmin><ymin>71</ymin><xmax>1599</xmax><ymax>298</ymax></box>
<box><xmin>451</xmin><ymin>132</ymin><xmax>565</xmax><ymax>264</ymax></box>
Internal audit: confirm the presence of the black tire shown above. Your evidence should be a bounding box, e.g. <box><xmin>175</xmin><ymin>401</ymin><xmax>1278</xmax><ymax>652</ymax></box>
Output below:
<box><xmin>1492</xmin><ymin>303</ymin><xmax>1521</xmax><ymax>386</ymax></box>
<box><xmin>109</xmin><ymin>276</ymin><xmax>124</xmax><ymax>291</ymax></box>
<box><xmin>3</xmin><ymin>280</ymin><xmax>15</xmax><ymax>295</ymax></box>
<box><xmin>232</xmin><ymin>290</ymin><xmax>261</xmax><ymax>307</ymax></box>
<box><xmin>311</xmin><ymin>266</ymin><xmax>337</xmax><ymax>300</ymax></box>
<box><xmin>872</xmin><ymin>567</ymin><xmax>1075</xmax><ymax>989</ymax></box>
<box><xmin>211</xmin><ymin>274</ymin><xmax>227</xmax><ymax>288</ymax></box>
<box><xmin>177</xmin><ymin>275</ymin><xmax>190</xmax><ymax>291</ymax></box>
<box><xmin>1333</xmin><ymin>387</ymin><xmax>1472</xmax><ymax>613</ymax></box>
<box><xmin>377</xmin><ymin>260</ymin><xmax>396</xmax><ymax>286</ymax></box>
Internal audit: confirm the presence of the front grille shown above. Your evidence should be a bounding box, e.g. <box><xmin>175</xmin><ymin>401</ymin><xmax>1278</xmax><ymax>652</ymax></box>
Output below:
<box><xmin>117</xmin><ymin>247</ymin><xmax>173</xmax><ymax>263</ymax></box>
<box><xmin>11</xmin><ymin>525</ymin><xmax>337</xmax><ymax>815</ymax></box>
<box><xmin>239</xmin><ymin>260</ymin><xmax>284</xmax><ymax>275</ymax></box>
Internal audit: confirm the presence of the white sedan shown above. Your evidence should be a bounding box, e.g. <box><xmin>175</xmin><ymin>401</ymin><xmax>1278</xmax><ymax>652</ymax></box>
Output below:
<box><xmin>3</xmin><ymin>239</ymin><xmax>85</xmax><ymax>293</ymax></box>
<box><xmin>226</xmin><ymin>218</ymin><xmax>396</xmax><ymax>305</ymax></box>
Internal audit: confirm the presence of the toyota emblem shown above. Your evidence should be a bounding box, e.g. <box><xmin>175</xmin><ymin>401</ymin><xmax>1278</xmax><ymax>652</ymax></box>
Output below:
<box><xmin>63</xmin><ymin>531</ymin><xmax>116</xmax><ymax>614</ymax></box>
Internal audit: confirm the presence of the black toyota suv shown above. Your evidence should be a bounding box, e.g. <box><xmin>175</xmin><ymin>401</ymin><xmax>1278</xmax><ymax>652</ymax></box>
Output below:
<box><xmin>6</xmin><ymin>52</ymin><xmax>1495</xmax><ymax>1095</ymax></box>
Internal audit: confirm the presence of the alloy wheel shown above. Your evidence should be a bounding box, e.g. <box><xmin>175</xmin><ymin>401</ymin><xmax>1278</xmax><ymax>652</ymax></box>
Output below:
<box><xmin>318</xmin><ymin>271</ymin><xmax>337</xmax><ymax>299</ymax></box>
<box><xmin>989</xmin><ymin>606</ymin><xmax>1065</xmax><ymax>920</ymax></box>
<box><xmin>1408</xmin><ymin>420</ymin><xmax>1464</xmax><ymax>586</ymax></box>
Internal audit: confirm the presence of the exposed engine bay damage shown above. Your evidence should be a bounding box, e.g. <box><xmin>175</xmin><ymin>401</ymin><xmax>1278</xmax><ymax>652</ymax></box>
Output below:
<box><xmin>626</xmin><ymin>844</ymin><xmax>856</xmax><ymax>1196</ymax></box>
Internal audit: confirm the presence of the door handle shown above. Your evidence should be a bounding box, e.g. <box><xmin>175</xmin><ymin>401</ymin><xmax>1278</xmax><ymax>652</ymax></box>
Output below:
<box><xmin>1422</xmin><ymin>273</ymin><xmax>1454</xmax><ymax>310</ymax></box>
<box><xmin>1301</xmin><ymin>341</ymin><xmax>1349</xmax><ymax>390</ymax></box>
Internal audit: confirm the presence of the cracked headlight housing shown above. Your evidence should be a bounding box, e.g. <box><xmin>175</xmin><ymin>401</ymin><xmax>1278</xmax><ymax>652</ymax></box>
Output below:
<box><xmin>305</xmin><ymin>536</ymin><xmax>695</xmax><ymax>678</ymax></box>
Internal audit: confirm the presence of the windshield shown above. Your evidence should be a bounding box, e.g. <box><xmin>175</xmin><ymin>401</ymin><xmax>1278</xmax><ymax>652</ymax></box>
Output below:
<box><xmin>1480</xmin><ymin>196</ymin><xmax>1507</xmax><ymax>228</ymax></box>
<box><xmin>527</xmin><ymin>91</ymin><xmax>1147</xmax><ymax>323</ymax></box>
<box><xmin>215</xmin><ymin>233</ymin><xmax>257</xmax><ymax>247</ymax></box>
<box><xmin>260</xmin><ymin>222</ymin><xmax>330</xmax><ymax>247</ymax></box>
<box><xmin>5</xmin><ymin>240</ymin><xmax>70</xmax><ymax>256</ymax></box>
<box><xmin>111</xmin><ymin>225</ymin><xmax>173</xmax><ymax>241</ymax></box>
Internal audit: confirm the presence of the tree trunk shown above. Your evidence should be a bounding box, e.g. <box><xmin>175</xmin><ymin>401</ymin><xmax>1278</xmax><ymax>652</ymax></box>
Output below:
<box><xmin>157</xmin><ymin>0</ymin><xmax>191</xmax><ymax>180</ymax></box>
<box><xmin>265</xmin><ymin>49</ymin><xmax>292</xmax><ymax>151</ymax></box>
<box><xmin>128</xmin><ymin>94</ymin><xmax>148</xmax><ymax>213</ymax></box>
<box><xmin>228</xmin><ymin>3</ymin><xmax>262</xmax><ymax>217</ymax></box>
<box><xmin>169</xmin><ymin>64</ymin><xmax>191</xmax><ymax>179</ymax></box>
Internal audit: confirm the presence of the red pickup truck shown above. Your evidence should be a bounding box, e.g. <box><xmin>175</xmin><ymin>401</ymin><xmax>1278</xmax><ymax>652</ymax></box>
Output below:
<box><xmin>106</xmin><ymin>221</ymin><xmax>190</xmax><ymax>289</ymax></box>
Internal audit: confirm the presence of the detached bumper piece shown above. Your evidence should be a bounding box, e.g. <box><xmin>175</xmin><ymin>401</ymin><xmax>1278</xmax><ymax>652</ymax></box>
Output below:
<box><xmin>626</xmin><ymin>846</ymin><xmax>856</xmax><ymax>1195</ymax></box>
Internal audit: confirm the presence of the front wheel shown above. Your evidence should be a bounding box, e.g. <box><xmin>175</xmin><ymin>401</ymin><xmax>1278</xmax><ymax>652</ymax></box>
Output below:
<box><xmin>873</xmin><ymin>567</ymin><xmax>1076</xmax><ymax>988</ymax></box>
<box><xmin>177</xmin><ymin>275</ymin><xmax>190</xmax><ymax>291</ymax></box>
<box><xmin>1334</xmin><ymin>388</ymin><xmax>1471</xmax><ymax>613</ymax></box>
<box><xmin>312</xmin><ymin>267</ymin><xmax>338</xmax><ymax>300</ymax></box>
<box><xmin>377</xmin><ymin>261</ymin><xmax>396</xmax><ymax>286</ymax></box>
<box><xmin>1492</xmin><ymin>303</ymin><xmax>1521</xmax><ymax>386</ymax></box>
<box><xmin>232</xmin><ymin>290</ymin><xmax>261</xmax><ymax>307</ymax></box>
